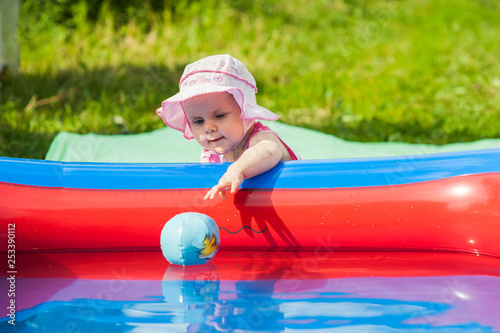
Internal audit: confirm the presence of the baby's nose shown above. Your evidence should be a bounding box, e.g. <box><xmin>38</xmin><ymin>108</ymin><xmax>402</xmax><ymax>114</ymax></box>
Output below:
<box><xmin>204</xmin><ymin>121</ymin><xmax>217</xmax><ymax>133</ymax></box>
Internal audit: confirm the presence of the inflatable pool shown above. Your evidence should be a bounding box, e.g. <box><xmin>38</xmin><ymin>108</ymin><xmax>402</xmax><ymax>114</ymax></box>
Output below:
<box><xmin>2</xmin><ymin>148</ymin><xmax>500</xmax><ymax>331</ymax></box>
<box><xmin>1</xmin><ymin>148</ymin><xmax>499</xmax><ymax>256</ymax></box>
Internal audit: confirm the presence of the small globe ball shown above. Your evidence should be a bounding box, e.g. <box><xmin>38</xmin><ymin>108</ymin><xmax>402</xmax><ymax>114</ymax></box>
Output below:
<box><xmin>160</xmin><ymin>212</ymin><xmax>220</xmax><ymax>266</ymax></box>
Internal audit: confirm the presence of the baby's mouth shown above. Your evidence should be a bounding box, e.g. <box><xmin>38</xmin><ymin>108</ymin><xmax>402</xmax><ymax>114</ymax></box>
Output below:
<box><xmin>208</xmin><ymin>137</ymin><xmax>223</xmax><ymax>143</ymax></box>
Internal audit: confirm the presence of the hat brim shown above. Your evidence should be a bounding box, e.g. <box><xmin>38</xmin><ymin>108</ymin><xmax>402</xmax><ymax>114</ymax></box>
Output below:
<box><xmin>157</xmin><ymin>84</ymin><xmax>279</xmax><ymax>140</ymax></box>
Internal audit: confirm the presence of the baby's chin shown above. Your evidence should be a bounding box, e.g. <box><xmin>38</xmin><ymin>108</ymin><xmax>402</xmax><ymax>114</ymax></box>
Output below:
<box><xmin>212</xmin><ymin>149</ymin><xmax>225</xmax><ymax>154</ymax></box>
<box><xmin>204</xmin><ymin>144</ymin><xmax>227</xmax><ymax>154</ymax></box>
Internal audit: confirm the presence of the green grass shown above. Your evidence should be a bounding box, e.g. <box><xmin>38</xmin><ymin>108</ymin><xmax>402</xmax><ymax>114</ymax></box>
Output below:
<box><xmin>1</xmin><ymin>0</ymin><xmax>500</xmax><ymax>159</ymax></box>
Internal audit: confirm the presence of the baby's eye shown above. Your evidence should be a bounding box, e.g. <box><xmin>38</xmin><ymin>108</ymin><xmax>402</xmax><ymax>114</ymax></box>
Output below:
<box><xmin>192</xmin><ymin>119</ymin><xmax>204</xmax><ymax>125</ymax></box>
<box><xmin>215</xmin><ymin>113</ymin><xmax>226</xmax><ymax>119</ymax></box>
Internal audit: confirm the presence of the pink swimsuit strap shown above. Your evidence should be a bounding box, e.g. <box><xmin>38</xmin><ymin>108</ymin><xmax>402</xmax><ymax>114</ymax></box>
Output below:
<box><xmin>245</xmin><ymin>122</ymin><xmax>300</xmax><ymax>160</ymax></box>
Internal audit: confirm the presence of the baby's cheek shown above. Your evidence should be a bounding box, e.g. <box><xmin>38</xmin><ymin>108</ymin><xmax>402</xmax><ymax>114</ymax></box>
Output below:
<box><xmin>194</xmin><ymin>135</ymin><xmax>206</xmax><ymax>145</ymax></box>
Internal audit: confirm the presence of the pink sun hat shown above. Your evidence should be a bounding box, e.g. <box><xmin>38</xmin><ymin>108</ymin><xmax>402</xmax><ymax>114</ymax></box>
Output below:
<box><xmin>156</xmin><ymin>54</ymin><xmax>279</xmax><ymax>140</ymax></box>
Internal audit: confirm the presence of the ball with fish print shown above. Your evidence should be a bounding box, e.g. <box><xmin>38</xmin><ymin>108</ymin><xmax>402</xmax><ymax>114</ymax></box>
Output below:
<box><xmin>161</xmin><ymin>212</ymin><xmax>220</xmax><ymax>266</ymax></box>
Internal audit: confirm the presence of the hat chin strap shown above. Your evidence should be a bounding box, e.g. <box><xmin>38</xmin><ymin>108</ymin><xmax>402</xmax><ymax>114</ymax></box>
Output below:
<box><xmin>218</xmin><ymin>119</ymin><xmax>255</xmax><ymax>161</ymax></box>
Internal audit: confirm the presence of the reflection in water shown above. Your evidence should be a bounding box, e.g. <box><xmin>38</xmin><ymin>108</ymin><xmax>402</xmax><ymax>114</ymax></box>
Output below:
<box><xmin>3</xmin><ymin>271</ymin><xmax>499</xmax><ymax>332</ymax></box>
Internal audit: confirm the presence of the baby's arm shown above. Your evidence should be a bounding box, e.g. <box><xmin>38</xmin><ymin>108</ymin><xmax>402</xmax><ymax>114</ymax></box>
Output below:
<box><xmin>204</xmin><ymin>133</ymin><xmax>291</xmax><ymax>200</ymax></box>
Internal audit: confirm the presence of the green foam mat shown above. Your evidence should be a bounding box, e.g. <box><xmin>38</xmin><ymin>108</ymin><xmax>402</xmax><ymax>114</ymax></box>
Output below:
<box><xmin>45</xmin><ymin>121</ymin><xmax>500</xmax><ymax>163</ymax></box>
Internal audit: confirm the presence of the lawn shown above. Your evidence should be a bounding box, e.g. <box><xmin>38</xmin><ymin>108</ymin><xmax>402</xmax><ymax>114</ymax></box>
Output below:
<box><xmin>1</xmin><ymin>0</ymin><xmax>499</xmax><ymax>159</ymax></box>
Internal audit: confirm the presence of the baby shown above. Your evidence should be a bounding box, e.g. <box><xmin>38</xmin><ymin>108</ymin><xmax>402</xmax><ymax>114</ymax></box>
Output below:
<box><xmin>156</xmin><ymin>54</ymin><xmax>300</xmax><ymax>200</ymax></box>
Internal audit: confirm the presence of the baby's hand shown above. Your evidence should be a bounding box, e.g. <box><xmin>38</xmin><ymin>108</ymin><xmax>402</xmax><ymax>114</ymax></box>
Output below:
<box><xmin>204</xmin><ymin>168</ymin><xmax>244</xmax><ymax>200</ymax></box>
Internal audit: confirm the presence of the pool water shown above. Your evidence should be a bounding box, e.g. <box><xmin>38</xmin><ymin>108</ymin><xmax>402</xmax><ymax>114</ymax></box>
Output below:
<box><xmin>1</xmin><ymin>251</ymin><xmax>500</xmax><ymax>332</ymax></box>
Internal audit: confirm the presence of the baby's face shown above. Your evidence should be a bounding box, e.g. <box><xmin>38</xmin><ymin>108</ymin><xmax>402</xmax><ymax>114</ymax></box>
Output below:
<box><xmin>182</xmin><ymin>92</ymin><xmax>244</xmax><ymax>154</ymax></box>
